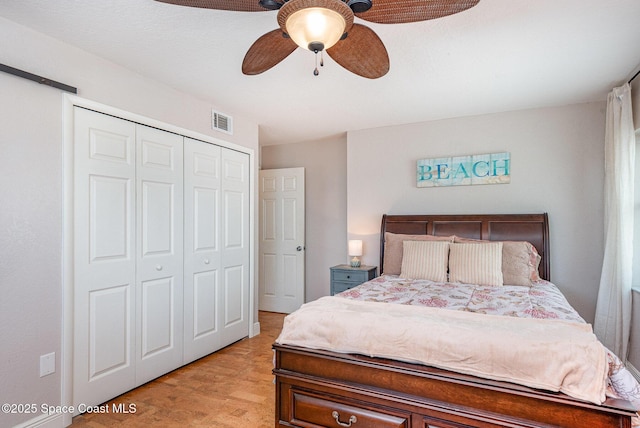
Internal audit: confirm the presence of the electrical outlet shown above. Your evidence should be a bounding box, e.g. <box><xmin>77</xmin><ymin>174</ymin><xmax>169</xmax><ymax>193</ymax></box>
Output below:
<box><xmin>40</xmin><ymin>352</ymin><xmax>55</xmax><ymax>377</ymax></box>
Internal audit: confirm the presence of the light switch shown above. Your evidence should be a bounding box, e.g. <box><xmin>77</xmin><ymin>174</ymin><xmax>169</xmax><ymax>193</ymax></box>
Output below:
<box><xmin>40</xmin><ymin>352</ymin><xmax>55</xmax><ymax>377</ymax></box>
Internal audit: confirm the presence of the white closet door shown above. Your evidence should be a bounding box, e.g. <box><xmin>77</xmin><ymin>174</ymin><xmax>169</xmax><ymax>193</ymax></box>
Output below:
<box><xmin>73</xmin><ymin>107</ymin><xmax>137</xmax><ymax>409</ymax></box>
<box><xmin>220</xmin><ymin>149</ymin><xmax>250</xmax><ymax>347</ymax></box>
<box><xmin>135</xmin><ymin>125</ymin><xmax>184</xmax><ymax>385</ymax></box>
<box><xmin>183</xmin><ymin>138</ymin><xmax>222</xmax><ymax>363</ymax></box>
<box><xmin>72</xmin><ymin>106</ymin><xmax>251</xmax><ymax>410</ymax></box>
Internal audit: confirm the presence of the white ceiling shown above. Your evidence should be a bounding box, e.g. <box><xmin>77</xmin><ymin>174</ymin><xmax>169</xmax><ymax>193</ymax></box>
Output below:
<box><xmin>1</xmin><ymin>0</ymin><xmax>639</xmax><ymax>146</ymax></box>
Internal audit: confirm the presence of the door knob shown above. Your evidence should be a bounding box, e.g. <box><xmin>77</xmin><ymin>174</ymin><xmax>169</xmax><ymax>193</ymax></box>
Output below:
<box><xmin>296</xmin><ymin>246</ymin><xmax>303</xmax><ymax>251</ymax></box>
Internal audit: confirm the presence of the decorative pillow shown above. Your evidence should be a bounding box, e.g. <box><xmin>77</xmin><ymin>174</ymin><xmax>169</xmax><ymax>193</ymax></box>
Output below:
<box><xmin>384</xmin><ymin>232</ymin><xmax>454</xmax><ymax>275</ymax></box>
<box><xmin>400</xmin><ymin>240</ymin><xmax>450</xmax><ymax>282</ymax></box>
<box><xmin>448</xmin><ymin>242</ymin><xmax>503</xmax><ymax>287</ymax></box>
<box><xmin>453</xmin><ymin>236</ymin><xmax>541</xmax><ymax>286</ymax></box>
<box><xmin>501</xmin><ymin>241</ymin><xmax>542</xmax><ymax>285</ymax></box>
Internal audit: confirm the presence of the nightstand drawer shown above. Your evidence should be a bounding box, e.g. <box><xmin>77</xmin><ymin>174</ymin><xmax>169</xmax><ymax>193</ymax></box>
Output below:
<box><xmin>332</xmin><ymin>270</ymin><xmax>367</xmax><ymax>283</ymax></box>
<box><xmin>332</xmin><ymin>282</ymin><xmax>359</xmax><ymax>294</ymax></box>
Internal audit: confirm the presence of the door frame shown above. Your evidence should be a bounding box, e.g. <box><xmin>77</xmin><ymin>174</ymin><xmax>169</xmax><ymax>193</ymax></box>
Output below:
<box><xmin>61</xmin><ymin>94</ymin><xmax>256</xmax><ymax>426</ymax></box>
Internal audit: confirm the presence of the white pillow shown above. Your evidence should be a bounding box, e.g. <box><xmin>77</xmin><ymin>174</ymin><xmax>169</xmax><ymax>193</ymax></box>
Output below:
<box><xmin>400</xmin><ymin>240</ymin><xmax>450</xmax><ymax>282</ymax></box>
<box><xmin>449</xmin><ymin>242</ymin><xmax>503</xmax><ymax>287</ymax></box>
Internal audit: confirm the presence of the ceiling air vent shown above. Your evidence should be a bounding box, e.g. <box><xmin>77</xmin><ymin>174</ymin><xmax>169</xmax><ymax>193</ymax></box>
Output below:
<box><xmin>212</xmin><ymin>110</ymin><xmax>233</xmax><ymax>135</ymax></box>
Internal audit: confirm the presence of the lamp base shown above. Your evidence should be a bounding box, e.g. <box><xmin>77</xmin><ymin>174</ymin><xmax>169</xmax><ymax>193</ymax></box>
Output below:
<box><xmin>350</xmin><ymin>257</ymin><xmax>361</xmax><ymax>268</ymax></box>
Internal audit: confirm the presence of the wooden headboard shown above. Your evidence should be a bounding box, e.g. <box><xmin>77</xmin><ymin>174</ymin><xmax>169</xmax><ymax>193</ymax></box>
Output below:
<box><xmin>380</xmin><ymin>213</ymin><xmax>550</xmax><ymax>281</ymax></box>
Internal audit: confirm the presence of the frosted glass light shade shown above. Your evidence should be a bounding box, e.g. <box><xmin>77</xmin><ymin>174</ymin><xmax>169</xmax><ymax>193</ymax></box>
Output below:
<box><xmin>348</xmin><ymin>240</ymin><xmax>363</xmax><ymax>257</ymax></box>
<box><xmin>285</xmin><ymin>7</ymin><xmax>346</xmax><ymax>51</ymax></box>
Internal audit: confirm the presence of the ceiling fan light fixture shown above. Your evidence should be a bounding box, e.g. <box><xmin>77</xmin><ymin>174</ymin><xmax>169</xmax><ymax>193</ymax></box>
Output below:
<box><xmin>278</xmin><ymin>0</ymin><xmax>354</xmax><ymax>51</ymax></box>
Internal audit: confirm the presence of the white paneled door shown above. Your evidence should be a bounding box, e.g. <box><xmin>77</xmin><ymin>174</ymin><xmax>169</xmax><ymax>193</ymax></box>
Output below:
<box><xmin>72</xmin><ymin>106</ymin><xmax>250</xmax><ymax>412</ymax></box>
<box><xmin>183</xmin><ymin>140</ymin><xmax>251</xmax><ymax>358</ymax></box>
<box><xmin>73</xmin><ymin>108</ymin><xmax>137</xmax><ymax>408</ymax></box>
<box><xmin>134</xmin><ymin>125</ymin><xmax>184</xmax><ymax>385</ymax></box>
<box><xmin>183</xmin><ymin>138</ymin><xmax>222</xmax><ymax>362</ymax></box>
<box><xmin>220</xmin><ymin>149</ymin><xmax>250</xmax><ymax>347</ymax></box>
<box><xmin>259</xmin><ymin>168</ymin><xmax>305</xmax><ymax>313</ymax></box>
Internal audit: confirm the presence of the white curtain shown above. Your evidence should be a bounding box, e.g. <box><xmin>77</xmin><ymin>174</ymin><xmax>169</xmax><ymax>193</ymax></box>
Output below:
<box><xmin>594</xmin><ymin>83</ymin><xmax>636</xmax><ymax>361</ymax></box>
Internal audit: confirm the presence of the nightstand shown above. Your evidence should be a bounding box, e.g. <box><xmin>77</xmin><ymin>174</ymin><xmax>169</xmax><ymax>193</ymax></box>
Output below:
<box><xmin>330</xmin><ymin>264</ymin><xmax>377</xmax><ymax>295</ymax></box>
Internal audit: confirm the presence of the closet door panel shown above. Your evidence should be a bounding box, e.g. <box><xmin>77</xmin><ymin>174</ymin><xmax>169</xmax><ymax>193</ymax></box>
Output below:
<box><xmin>73</xmin><ymin>107</ymin><xmax>136</xmax><ymax>411</ymax></box>
<box><xmin>88</xmin><ymin>285</ymin><xmax>130</xmax><ymax>377</ymax></box>
<box><xmin>140</xmin><ymin>277</ymin><xmax>175</xmax><ymax>357</ymax></box>
<box><xmin>224</xmin><ymin>190</ymin><xmax>244</xmax><ymax>249</ymax></box>
<box><xmin>135</xmin><ymin>125</ymin><xmax>184</xmax><ymax>385</ymax></box>
<box><xmin>194</xmin><ymin>187</ymin><xmax>218</xmax><ymax>249</ymax></box>
<box><xmin>90</xmin><ymin>176</ymin><xmax>130</xmax><ymax>260</ymax></box>
<box><xmin>193</xmin><ymin>271</ymin><xmax>218</xmax><ymax>337</ymax></box>
<box><xmin>220</xmin><ymin>149</ymin><xmax>250</xmax><ymax>347</ymax></box>
<box><xmin>223</xmin><ymin>189</ymin><xmax>246</xmax><ymax>329</ymax></box>
<box><xmin>224</xmin><ymin>265</ymin><xmax>244</xmax><ymax>326</ymax></box>
<box><xmin>141</xmin><ymin>181</ymin><xmax>174</xmax><ymax>256</ymax></box>
<box><xmin>183</xmin><ymin>138</ymin><xmax>222</xmax><ymax>363</ymax></box>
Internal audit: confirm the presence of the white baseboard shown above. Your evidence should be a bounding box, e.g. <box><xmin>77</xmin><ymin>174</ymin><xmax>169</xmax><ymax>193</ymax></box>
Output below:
<box><xmin>251</xmin><ymin>321</ymin><xmax>261</xmax><ymax>337</ymax></box>
<box><xmin>12</xmin><ymin>413</ymin><xmax>64</xmax><ymax>428</ymax></box>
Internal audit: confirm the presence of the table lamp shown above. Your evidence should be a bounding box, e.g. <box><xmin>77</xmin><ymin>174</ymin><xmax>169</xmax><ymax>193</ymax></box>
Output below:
<box><xmin>348</xmin><ymin>239</ymin><xmax>363</xmax><ymax>268</ymax></box>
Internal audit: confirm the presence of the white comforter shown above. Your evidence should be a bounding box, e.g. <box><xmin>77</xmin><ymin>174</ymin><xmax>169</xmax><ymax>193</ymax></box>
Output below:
<box><xmin>276</xmin><ymin>296</ymin><xmax>609</xmax><ymax>404</ymax></box>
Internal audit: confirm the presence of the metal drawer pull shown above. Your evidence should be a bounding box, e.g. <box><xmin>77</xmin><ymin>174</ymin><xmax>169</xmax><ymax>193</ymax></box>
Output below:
<box><xmin>332</xmin><ymin>411</ymin><xmax>357</xmax><ymax>427</ymax></box>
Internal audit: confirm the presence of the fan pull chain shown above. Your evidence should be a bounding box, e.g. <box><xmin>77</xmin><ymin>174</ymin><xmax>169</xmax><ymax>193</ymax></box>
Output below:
<box><xmin>313</xmin><ymin>49</ymin><xmax>320</xmax><ymax>76</ymax></box>
<box><xmin>312</xmin><ymin>49</ymin><xmax>326</xmax><ymax>76</ymax></box>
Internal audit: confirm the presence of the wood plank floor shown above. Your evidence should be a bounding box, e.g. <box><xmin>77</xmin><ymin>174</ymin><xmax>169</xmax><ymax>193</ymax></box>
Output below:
<box><xmin>71</xmin><ymin>311</ymin><xmax>286</xmax><ymax>428</ymax></box>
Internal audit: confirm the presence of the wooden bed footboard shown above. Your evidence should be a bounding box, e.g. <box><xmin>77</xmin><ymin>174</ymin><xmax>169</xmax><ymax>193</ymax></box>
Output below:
<box><xmin>274</xmin><ymin>344</ymin><xmax>636</xmax><ymax>428</ymax></box>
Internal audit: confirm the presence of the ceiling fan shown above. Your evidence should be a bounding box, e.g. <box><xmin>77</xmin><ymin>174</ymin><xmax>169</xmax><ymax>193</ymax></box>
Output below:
<box><xmin>155</xmin><ymin>0</ymin><xmax>480</xmax><ymax>79</ymax></box>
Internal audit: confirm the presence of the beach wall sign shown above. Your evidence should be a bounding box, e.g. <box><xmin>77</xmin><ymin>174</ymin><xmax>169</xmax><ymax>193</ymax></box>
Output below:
<box><xmin>417</xmin><ymin>152</ymin><xmax>510</xmax><ymax>188</ymax></box>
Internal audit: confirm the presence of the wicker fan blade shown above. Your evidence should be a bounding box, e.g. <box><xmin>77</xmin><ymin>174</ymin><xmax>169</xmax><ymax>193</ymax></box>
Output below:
<box><xmin>356</xmin><ymin>0</ymin><xmax>479</xmax><ymax>24</ymax></box>
<box><xmin>242</xmin><ymin>29</ymin><xmax>298</xmax><ymax>75</ymax></box>
<box><xmin>326</xmin><ymin>24</ymin><xmax>389</xmax><ymax>79</ymax></box>
<box><xmin>154</xmin><ymin>0</ymin><xmax>270</xmax><ymax>12</ymax></box>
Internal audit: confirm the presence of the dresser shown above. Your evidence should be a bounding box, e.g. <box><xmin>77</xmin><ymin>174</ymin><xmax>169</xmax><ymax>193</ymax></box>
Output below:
<box><xmin>330</xmin><ymin>264</ymin><xmax>377</xmax><ymax>295</ymax></box>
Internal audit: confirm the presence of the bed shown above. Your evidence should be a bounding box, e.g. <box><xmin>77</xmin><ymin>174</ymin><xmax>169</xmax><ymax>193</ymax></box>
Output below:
<box><xmin>273</xmin><ymin>213</ymin><xmax>639</xmax><ymax>428</ymax></box>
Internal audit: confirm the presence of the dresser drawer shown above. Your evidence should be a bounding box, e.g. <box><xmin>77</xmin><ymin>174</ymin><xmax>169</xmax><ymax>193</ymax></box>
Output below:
<box><xmin>290</xmin><ymin>391</ymin><xmax>409</xmax><ymax>428</ymax></box>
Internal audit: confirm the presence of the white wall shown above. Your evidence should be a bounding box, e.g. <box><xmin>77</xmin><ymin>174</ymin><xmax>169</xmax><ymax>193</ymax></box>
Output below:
<box><xmin>0</xmin><ymin>17</ymin><xmax>258</xmax><ymax>427</ymax></box>
<box><xmin>347</xmin><ymin>103</ymin><xmax>607</xmax><ymax>323</ymax></box>
<box><xmin>261</xmin><ymin>136</ymin><xmax>347</xmax><ymax>302</ymax></box>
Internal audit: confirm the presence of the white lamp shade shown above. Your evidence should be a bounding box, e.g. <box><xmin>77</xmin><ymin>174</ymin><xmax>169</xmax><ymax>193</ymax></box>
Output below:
<box><xmin>348</xmin><ymin>240</ymin><xmax>363</xmax><ymax>257</ymax></box>
<box><xmin>285</xmin><ymin>7</ymin><xmax>346</xmax><ymax>51</ymax></box>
